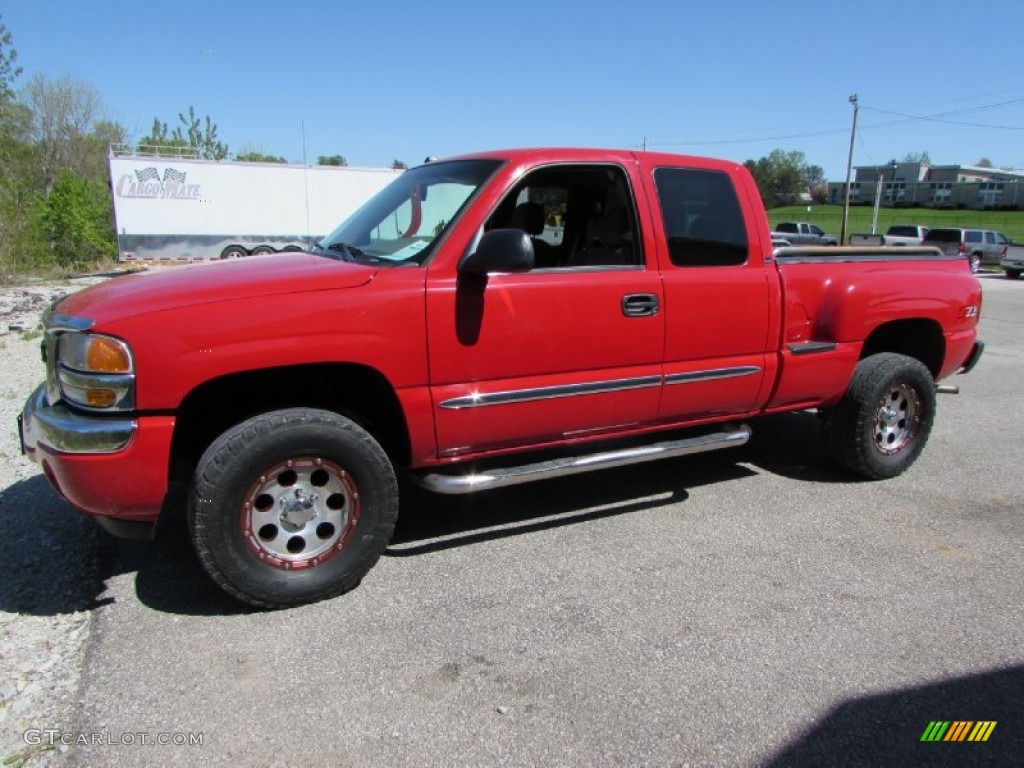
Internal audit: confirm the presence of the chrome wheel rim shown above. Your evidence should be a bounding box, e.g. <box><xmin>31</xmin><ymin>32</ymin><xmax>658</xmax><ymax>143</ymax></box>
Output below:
<box><xmin>872</xmin><ymin>384</ymin><xmax>920</xmax><ymax>456</ymax></box>
<box><xmin>241</xmin><ymin>458</ymin><xmax>360</xmax><ymax>569</ymax></box>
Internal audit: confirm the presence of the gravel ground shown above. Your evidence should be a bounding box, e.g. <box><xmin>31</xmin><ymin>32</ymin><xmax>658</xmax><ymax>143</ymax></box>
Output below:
<box><xmin>0</xmin><ymin>276</ymin><xmax>108</xmax><ymax>767</ymax></box>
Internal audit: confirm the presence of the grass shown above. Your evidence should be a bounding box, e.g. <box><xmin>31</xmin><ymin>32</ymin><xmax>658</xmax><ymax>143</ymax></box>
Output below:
<box><xmin>767</xmin><ymin>205</ymin><xmax>1024</xmax><ymax>243</ymax></box>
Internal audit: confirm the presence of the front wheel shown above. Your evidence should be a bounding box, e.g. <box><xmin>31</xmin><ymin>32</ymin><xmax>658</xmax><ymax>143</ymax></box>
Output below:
<box><xmin>1006</xmin><ymin>268</ymin><xmax>1021</xmax><ymax>280</ymax></box>
<box><xmin>189</xmin><ymin>408</ymin><xmax>399</xmax><ymax>608</ymax></box>
<box><xmin>822</xmin><ymin>353</ymin><xmax>936</xmax><ymax>480</ymax></box>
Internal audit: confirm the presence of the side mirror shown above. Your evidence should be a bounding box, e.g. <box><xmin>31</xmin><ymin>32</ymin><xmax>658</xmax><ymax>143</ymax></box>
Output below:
<box><xmin>458</xmin><ymin>229</ymin><xmax>535</xmax><ymax>277</ymax></box>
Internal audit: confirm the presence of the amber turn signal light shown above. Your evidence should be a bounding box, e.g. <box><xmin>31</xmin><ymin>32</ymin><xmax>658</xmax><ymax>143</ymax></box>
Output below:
<box><xmin>85</xmin><ymin>337</ymin><xmax>132</xmax><ymax>373</ymax></box>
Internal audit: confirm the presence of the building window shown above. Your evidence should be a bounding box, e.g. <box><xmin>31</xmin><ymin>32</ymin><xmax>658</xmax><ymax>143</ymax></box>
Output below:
<box><xmin>884</xmin><ymin>182</ymin><xmax>906</xmax><ymax>203</ymax></box>
<box><xmin>930</xmin><ymin>182</ymin><xmax>952</xmax><ymax>203</ymax></box>
<box><xmin>979</xmin><ymin>182</ymin><xmax>1004</xmax><ymax>206</ymax></box>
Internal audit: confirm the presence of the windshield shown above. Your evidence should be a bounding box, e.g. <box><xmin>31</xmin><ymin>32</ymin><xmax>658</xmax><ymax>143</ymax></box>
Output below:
<box><xmin>315</xmin><ymin>158</ymin><xmax>501</xmax><ymax>266</ymax></box>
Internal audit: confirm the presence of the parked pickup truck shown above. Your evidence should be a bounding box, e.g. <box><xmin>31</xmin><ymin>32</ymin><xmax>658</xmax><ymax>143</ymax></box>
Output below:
<box><xmin>1001</xmin><ymin>242</ymin><xmax>1024</xmax><ymax>279</ymax></box>
<box><xmin>849</xmin><ymin>225</ymin><xmax>930</xmax><ymax>248</ymax></box>
<box><xmin>771</xmin><ymin>221</ymin><xmax>838</xmax><ymax>246</ymax></box>
<box><xmin>19</xmin><ymin>148</ymin><xmax>984</xmax><ymax>608</ymax></box>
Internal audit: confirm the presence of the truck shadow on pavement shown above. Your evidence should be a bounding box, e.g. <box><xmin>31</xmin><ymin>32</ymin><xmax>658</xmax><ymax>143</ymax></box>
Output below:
<box><xmin>0</xmin><ymin>475</ymin><xmax>112</xmax><ymax>616</ymax></box>
<box><xmin>739</xmin><ymin>411</ymin><xmax>861</xmax><ymax>483</ymax></box>
<box><xmin>763</xmin><ymin>664</ymin><xmax>1023</xmax><ymax>767</ymax></box>
<box><xmin>388</xmin><ymin>453</ymin><xmax>754</xmax><ymax>556</ymax></box>
<box><xmin>0</xmin><ymin>411</ymin><xmax>855</xmax><ymax>618</ymax></box>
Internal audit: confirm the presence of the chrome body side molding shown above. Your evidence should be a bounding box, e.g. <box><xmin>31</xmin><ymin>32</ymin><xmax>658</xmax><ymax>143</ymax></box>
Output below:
<box><xmin>664</xmin><ymin>366</ymin><xmax>761</xmax><ymax>385</ymax></box>
<box><xmin>439</xmin><ymin>375</ymin><xmax>662</xmax><ymax>410</ymax></box>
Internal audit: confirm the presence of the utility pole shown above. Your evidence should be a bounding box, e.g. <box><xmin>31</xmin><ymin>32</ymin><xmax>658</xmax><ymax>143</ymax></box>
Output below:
<box><xmin>840</xmin><ymin>93</ymin><xmax>859</xmax><ymax>246</ymax></box>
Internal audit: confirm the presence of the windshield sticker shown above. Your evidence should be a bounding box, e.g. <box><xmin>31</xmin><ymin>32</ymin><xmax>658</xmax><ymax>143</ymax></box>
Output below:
<box><xmin>382</xmin><ymin>240</ymin><xmax>430</xmax><ymax>261</ymax></box>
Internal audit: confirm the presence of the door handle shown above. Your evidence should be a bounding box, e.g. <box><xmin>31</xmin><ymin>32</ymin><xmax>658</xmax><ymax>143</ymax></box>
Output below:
<box><xmin>622</xmin><ymin>293</ymin><xmax>659</xmax><ymax>317</ymax></box>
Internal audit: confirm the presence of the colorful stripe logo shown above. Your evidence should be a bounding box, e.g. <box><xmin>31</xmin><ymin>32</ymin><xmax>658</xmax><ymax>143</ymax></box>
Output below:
<box><xmin>920</xmin><ymin>721</ymin><xmax>997</xmax><ymax>742</ymax></box>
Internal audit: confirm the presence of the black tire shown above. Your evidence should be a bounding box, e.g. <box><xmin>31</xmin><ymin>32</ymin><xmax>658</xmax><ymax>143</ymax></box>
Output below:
<box><xmin>220</xmin><ymin>245</ymin><xmax>248</xmax><ymax>260</ymax></box>
<box><xmin>251</xmin><ymin>245</ymin><xmax>275</xmax><ymax>255</ymax></box>
<box><xmin>1006</xmin><ymin>269</ymin><xmax>1021</xmax><ymax>280</ymax></box>
<box><xmin>969</xmin><ymin>252</ymin><xmax>982</xmax><ymax>274</ymax></box>
<box><xmin>189</xmin><ymin>408</ymin><xmax>398</xmax><ymax>608</ymax></box>
<box><xmin>822</xmin><ymin>353</ymin><xmax>936</xmax><ymax>480</ymax></box>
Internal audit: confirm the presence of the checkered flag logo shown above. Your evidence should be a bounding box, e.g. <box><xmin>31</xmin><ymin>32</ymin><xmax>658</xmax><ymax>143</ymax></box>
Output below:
<box><xmin>135</xmin><ymin>167</ymin><xmax>160</xmax><ymax>182</ymax></box>
<box><xmin>163</xmin><ymin>168</ymin><xmax>187</xmax><ymax>183</ymax></box>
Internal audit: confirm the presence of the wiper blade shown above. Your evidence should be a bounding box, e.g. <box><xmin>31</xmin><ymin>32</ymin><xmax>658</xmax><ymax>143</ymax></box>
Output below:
<box><xmin>325</xmin><ymin>241</ymin><xmax>366</xmax><ymax>260</ymax></box>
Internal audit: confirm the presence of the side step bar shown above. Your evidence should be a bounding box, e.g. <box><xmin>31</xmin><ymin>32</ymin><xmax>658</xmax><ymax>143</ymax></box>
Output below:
<box><xmin>417</xmin><ymin>424</ymin><xmax>752</xmax><ymax>495</ymax></box>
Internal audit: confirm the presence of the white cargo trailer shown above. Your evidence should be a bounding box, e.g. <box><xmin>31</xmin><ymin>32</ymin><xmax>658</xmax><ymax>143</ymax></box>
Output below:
<box><xmin>108</xmin><ymin>149</ymin><xmax>403</xmax><ymax>262</ymax></box>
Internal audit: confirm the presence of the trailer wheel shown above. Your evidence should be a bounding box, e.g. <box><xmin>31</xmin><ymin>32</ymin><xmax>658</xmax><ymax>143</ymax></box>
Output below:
<box><xmin>220</xmin><ymin>245</ymin><xmax>248</xmax><ymax>260</ymax></box>
<box><xmin>251</xmin><ymin>246</ymin><xmax>275</xmax><ymax>255</ymax></box>
<box><xmin>822</xmin><ymin>353</ymin><xmax>936</xmax><ymax>480</ymax></box>
<box><xmin>189</xmin><ymin>408</ymin><xmax>399</xmax><ymax>608</ymax></box>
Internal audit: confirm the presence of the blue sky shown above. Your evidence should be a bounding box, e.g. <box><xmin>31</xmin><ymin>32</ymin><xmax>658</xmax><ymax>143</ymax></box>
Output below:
<box><xmin>5</xmin><ymin>0</ymin><xmax>1024</xmax><ymax>179</ymax></box>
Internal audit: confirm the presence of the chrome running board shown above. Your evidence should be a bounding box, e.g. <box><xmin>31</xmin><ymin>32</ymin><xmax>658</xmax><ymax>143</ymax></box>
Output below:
<box><xmin>417</xmin><ymin>424</ymin><xmax>752</xmax><ymax>495</ymax></box>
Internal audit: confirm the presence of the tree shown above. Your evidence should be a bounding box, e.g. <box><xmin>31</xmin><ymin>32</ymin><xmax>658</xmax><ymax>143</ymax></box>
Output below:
<box><xmin>138</xmin><ymin>106</ymin><xmax>228</xmax><ymax>160</ymax></box>
<box><xmin>235</xmin><ymin>146</ymin><xmax>287</xmax><ymax>163</ymax></box>
<box><xmin>976</xmin><ymin>157</ymin><xmax>993</xmax><ymax>168</ymax></box>
<box><xmin>318</xmin><ymin>154</ymin><xmax>347</xmax><ymax>166</ymax></box>
<box><xmin>36</xmin><ymin>169</ymin><xmax>116</xmax><ymax>266</ymax></box>
<box><xmin>137</xmin><ymin>117</ymin><xmax>188</xmax><ymax>155</ymax></box>
<box><xmin>903</xmin><ymin>150</ymin><xmax>931</xmax><ymax>164</ymax></box>
<box><xmin>391</xmin><ymin>159</ymin><xmax>407</xmax><ymax>170</ymax></box>
<box><xmin>0</xmin><ymin>13</ymin><xmax>22</xmax><ymax>104</ymax></box>
<box><xmin>175</xmin><ymin>106</ymin><xmax>227</xmax><ymax>160</ymax></box>
<box><xmin>744</xmin><ymin>149</ymin><xmax>811</xmax><ymax>208</ymax></box>
<box><xmin>20</xmin><ymin>73</ymin><xmax>104</xmax><ymax>192</ymax></box>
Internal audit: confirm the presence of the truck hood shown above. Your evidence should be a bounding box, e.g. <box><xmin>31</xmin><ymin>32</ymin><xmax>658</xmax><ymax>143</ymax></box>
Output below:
<box><xmin>55</xmin><ymin>253</ymin><xmax>377</xmax><ymax>326</ymax></box>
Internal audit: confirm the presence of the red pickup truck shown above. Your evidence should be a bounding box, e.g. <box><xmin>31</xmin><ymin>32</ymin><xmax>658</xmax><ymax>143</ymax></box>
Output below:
<box><xmin>20</xmin><ymin>148</ymin><xmax>984</xmax><ymax>607</ymax></box>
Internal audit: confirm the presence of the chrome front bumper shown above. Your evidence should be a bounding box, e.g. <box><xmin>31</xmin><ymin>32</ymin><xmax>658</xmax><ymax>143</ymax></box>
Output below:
<box><xmin>19</xmin><ymin>384</ymin><xmax>136</xmax><ymax>456</ymax></box>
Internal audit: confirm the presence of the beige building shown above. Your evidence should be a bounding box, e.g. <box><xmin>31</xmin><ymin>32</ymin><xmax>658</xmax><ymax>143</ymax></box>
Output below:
<box><xmin>827</xmin><ymin>162</ymin><xmax>1024</xmax><ymax>209</ymax></box>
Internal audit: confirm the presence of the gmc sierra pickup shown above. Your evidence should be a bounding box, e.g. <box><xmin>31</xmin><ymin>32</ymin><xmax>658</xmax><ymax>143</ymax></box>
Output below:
<box><xmin>20</xmin><ymin>148</ymin><xmax>984</xmax><ymax>608</ymax></box>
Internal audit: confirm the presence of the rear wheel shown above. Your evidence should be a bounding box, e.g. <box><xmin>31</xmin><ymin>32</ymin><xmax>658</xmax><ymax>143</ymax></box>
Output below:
<box><xmin>251</xmin><ymin>245</ymin><xmax>275</xmax><ymax>255</ymax></box>
<box><xmin>969</xmin><ymin>252</ymin><xmax>982</xmax><ymax>273</ymax></box>
<box><xmin>189</xmin><ymin>408</ymin><xmax>399</xmax><ymax>608</ymax></box>
<box><xmin>822</xmin><ymin>353</ymin><xmax>936</xmax><ymax>480</ymax></box>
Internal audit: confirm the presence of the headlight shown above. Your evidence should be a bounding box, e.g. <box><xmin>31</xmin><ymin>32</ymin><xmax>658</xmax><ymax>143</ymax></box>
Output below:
<box><xmin>56</xmin><ymin>333</ymin><xmax>135</xmax><ymax>411</ymax></box>
<box><xmin>60</xmin><ymin>334</ymin><xmax>133</xmax><ymax>373</ymax></box>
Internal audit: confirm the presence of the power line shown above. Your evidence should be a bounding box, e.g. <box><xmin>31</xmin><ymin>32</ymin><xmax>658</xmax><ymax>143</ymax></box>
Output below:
<box><xmin>861</xmin><ymin>101</ymin><xmax>1024</xmax><ymax>130</ymax></box>
<box><xmin>644</xmin><ymin>94</ymin><xmax>1024</xmax><ymax>148</ymax></box>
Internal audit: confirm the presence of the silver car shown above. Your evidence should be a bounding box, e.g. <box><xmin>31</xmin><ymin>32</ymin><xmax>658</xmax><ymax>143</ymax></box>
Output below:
<box><xmin>921</xmin><ymin>228</ymin><xmax>1009</xmax><ymax>274</ymax></box>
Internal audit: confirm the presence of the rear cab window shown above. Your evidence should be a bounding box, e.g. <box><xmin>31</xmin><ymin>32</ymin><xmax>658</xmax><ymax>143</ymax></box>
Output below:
<box><xmin>652</xmin><ymin>167</ymin><xmax>749</xmax><ymax>267</ymax></box>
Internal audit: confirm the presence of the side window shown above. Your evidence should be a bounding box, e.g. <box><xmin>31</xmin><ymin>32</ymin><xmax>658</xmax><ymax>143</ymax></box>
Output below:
<box><xmin>810</xmin><ymin>225</ymin><xmax>824</xmax><ymax>236</ymax></box>
<box><xmin>985</xmin><ymin>232</ymin><xmax>995</xmax><ymax>244</ymax></box>
<box><xmin>996</xmin><ymin>233</ymin><xmax>1007</xmax><ymax>245</ymax></box>
<box><xmin>966</xmin><ymin>231</ymin><xmax>982</xmax><ymax>243</ymax></box>
<box><xmin>776</xmin><ymin>222</ymin><xmax>797</xmax><ymax>233</ymax></box>
<box><xmin>486</xmin><ymin>165</ymin><xmax>642</xmax><ymax>269</ymax></box>
<box><xmin>653</xmin><ymin>167</ymin><xmax>749</xmax><ymax>267</ymax></box>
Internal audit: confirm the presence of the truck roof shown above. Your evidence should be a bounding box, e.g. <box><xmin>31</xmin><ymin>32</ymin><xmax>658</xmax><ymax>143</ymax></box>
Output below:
<box><xmin>436</xmin><ymin>147</ymin><xmax>747</xmax><ymax>173</ymax></box>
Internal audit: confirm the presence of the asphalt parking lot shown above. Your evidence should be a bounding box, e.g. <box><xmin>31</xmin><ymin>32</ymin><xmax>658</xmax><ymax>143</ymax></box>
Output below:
<box><xmin>9</xmin><ymin>274</ymin><xmax>1024</xmax><ymax>767</ymax></box>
